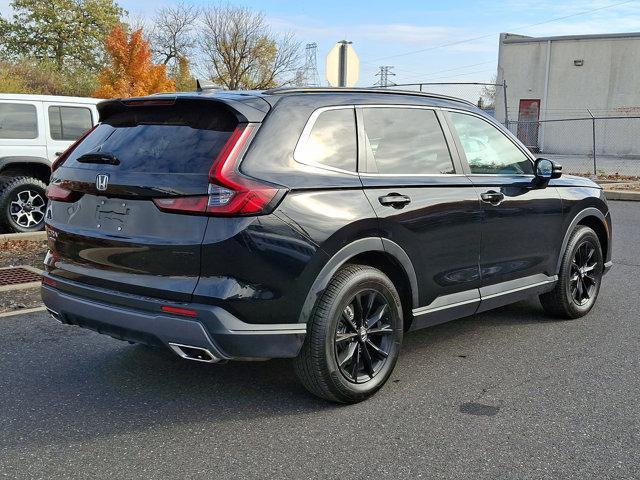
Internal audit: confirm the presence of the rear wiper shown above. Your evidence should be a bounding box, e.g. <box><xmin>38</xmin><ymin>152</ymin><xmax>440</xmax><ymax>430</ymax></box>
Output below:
<box><xmin>76</xmin><ymin>152</ymin><xmax>120</xmax><ymax>166</ymax></box>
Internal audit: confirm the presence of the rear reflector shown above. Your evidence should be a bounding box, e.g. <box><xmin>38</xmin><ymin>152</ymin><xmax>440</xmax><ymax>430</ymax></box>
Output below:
<box><xmin>161</xmin><ymin>305</ymin><xmax>198</xmax><ymax>317</ymax></box>
<box><xmin>152</xmin><ymin>123</ymin><xmax>286</xmax><ymax>217</ymax></box>
<box><xmin>42</xmin><ymin>276</ymin><xmax>58</xmax><ymax>288</ymax></box>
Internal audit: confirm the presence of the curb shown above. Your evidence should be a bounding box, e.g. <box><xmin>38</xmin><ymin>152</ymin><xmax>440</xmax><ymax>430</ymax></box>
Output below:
<box><xmin>0</xmin><ymin>231</ymin><xmax>47</xmax><ymax>243</ymax></box>
<box><xmin>603</xmin><ymin>190</ymin><xmax>640</xmax><ymax>201</ymax></box>
<box><xmin>0</xmin><ymin>306</ymin><xmax>46</xmax><ymax>319</ymax></box>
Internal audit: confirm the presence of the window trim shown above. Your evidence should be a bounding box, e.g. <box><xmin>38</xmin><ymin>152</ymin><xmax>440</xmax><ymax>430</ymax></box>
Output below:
<box><xmin>0</xmin><ymin>102</ymin><xmax>39</xmax><ymax>140</ymax></box>
<box><xmin>442</xmin><ymin>108</ymin><xmax>535</xmax><ymax>177</ymax></box>
<box><xmin>293</xmin><ymin>105</ymin><xmax>359</xmax><ymax>176</ymax></box>
<box><xmin>355</xmin><ymin>104</ymin><xmax>463</xmax><ymax>178</ymax></box>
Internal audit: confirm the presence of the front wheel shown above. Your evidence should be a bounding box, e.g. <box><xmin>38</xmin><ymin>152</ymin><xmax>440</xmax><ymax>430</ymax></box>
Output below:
<box><xmin>540</xmin><ymin>225</ymin><xmax>604</xmax><ymax>319</ymax></box>
<box><xmin>294</xmin><ymin>264</ymin><xmax>403</xmax><ymax>403</ymax></box>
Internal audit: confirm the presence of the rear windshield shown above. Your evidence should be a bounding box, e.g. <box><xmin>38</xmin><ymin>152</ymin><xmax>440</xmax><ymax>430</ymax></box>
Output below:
<box><xmin>64</xmin><ymin>102</ymin><xmax>238</xmax><ymax>174</ymax></box>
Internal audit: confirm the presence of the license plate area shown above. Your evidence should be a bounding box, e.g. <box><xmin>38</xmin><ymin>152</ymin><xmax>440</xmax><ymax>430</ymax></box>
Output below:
<box><xmin>95</xmin><ymin>198</ymin><xmax>130</xmax><ymax>231</ymax></box>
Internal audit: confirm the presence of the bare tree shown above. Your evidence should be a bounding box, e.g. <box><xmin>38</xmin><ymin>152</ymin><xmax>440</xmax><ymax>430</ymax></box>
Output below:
<box><xmin>151</xmin><ymin>2</ymin><xmax>199</xmax><ymax>67</ymax></box>
<box><xmin>199</xmin><ymin>4</ymin><xmax>301</xmax><ymax>90</ymax></box>
<box><xmin>480</xmin><ymin>75</ymin><xmax>498</xmax><ymax>109</ymax></box>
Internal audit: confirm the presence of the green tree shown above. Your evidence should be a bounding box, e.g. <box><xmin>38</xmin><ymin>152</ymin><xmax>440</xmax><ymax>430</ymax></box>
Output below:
<box><xmin>0</xmin><ymin>59</ymin><xmax>99</xmax><ymax>97</ymax></box>
<box><xmin>0</xmin><ymin>0</ymin><xmax>124</xmax><ymax>72</ymax></box>
<box><xmin>171</xmin><ymin>56</ymin><xmax>196</xmax><ymax>91</ymax></box>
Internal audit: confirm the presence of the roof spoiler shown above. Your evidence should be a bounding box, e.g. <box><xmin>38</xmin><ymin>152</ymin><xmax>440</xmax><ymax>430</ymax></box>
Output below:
<box><xmin>96</xmin><ymin>95</ymin><xmax>269</xmax><ymax>124</ymax></box>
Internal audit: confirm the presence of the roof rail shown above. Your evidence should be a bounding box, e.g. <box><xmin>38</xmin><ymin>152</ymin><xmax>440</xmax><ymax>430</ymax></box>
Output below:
<box><xmin>262</xmin><ymin>86</ymin><xmax>475</xmax><ymax>107</ymax></box>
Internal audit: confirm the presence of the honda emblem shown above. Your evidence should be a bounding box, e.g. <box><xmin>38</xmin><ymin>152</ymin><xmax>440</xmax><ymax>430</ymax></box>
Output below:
<box><xmin>96</xmin><ymin>174</ymin><xmax>109</xmax><ymax>191</ymax></box>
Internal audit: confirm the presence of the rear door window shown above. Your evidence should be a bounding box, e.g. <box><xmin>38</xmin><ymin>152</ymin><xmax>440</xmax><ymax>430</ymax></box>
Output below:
<box><xmin>295</xmin><ymin>108</ymin><xmax>357</xmax><ymax>172</ymax></box>
<box><xmin>49</xmin><ymin>106</ymin><xmax>93</xmax><ymax>140</ymax></box>
<box><xmin>65</xmin><ymin>102</ymin><xmax>237</xmax><ymax>174</ymax></box>
<box><xmin>361</xmin><ymin>107</ymin><xmax>455</xmax><ymax>175</ymax></box>
<box><xmin>0</xmin><ymin>103</ymin><xmax>38</xmax><ymax>139</ymax></box>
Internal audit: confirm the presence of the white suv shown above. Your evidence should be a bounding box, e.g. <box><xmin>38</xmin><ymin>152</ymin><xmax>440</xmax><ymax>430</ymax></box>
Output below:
<box><xmin>0</xmin><ymin>94</ymin><xmax>100</xmax><ymax>232</ymax></box>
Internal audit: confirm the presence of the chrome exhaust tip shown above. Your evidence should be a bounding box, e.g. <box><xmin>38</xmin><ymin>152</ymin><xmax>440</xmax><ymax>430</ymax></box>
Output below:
<box><xmin>47</xmin><ymin>308</ymin><xmax>62</xmax><ymax>322</ymax></box>
<box><xmin>168</xmin><ymin>343</ymin><xmax>219</xmax><ymax>363</ymax></box>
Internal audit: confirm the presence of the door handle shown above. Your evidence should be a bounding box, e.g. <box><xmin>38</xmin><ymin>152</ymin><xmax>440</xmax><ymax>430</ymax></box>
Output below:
<box><xmin>378</xmin><ymin>193</ymin><xmax>411</xmax><ymax>208</ymax></box>
<box><xmin>55</xmin><ymin>152</ymin><xmax>63</xmax><ymax>156</ymax></box>
<box><xmin>480</xmin><ymin>190</ymin><xmax>505</xmax><ymax>205</ymax></box>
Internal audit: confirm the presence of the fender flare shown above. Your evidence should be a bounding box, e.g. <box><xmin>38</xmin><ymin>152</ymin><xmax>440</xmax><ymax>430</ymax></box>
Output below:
<box><xmin>556</xmin><ymin>207</ymin><xmax>608</xmax><ymax>273</ymax></box>
<box><xmin>297</xmin><ymin>237</ymin><xmax>419</xmax><ymax>324</ymax></box>
<box><xmin>0</xmin><ymin>156</ymin><xmax>51</xmax><ymax>173</ymax></box>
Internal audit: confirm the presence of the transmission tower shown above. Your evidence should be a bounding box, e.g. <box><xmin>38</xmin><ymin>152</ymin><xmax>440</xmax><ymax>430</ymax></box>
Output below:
<box><xmin>374</xmin><ymin>66</ymin><xmax>396</xmax><ymax>87</ymax></box>
<box><xmin>302</xmin><ymin>43</ymin><xmax>320</xmax><ymax>87</ymax></box>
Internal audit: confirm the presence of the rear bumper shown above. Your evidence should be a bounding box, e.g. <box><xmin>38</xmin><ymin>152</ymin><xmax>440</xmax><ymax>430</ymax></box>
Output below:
<box><xmin>41</xmin><ymin>279</ymin><xmax>306</xmax><ymax>361</ymax></box>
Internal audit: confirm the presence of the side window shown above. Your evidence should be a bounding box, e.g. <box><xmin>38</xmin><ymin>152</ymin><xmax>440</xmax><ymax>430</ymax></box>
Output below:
<box><xmin>449</xmin><ymin>112</ymin><xmax>533</xmax><ymax>175</ymax></box>
<box><xmin>361</xmin><ymin>107</ymin><xmax>454</xmax><ymax>175</ymax></box>
<box><xmin>296</xmin><ymin>108</ymin><xmax>357</xmax><ymax>172</ymax></box>
<box><xmin>48</xmin><ymin>106</ymin><xmax>93</xmax><ymax>141</ymax></box>
<box><xmin>0</xmin><ymin>103</ymin><xmax>38</xmax><ymax>139</ymax></box>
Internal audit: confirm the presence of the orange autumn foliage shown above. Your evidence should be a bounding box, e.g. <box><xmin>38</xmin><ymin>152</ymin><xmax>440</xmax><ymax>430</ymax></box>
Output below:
<box><xmin>93</xmin><ymin>25</ymin><xmax>175</xmax><ymax>98</ymax></box>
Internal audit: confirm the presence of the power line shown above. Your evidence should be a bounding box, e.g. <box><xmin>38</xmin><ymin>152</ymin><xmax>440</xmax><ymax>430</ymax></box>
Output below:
<box><xmin>364</xmin><ymin>0</ymin><xmax>636</xmax><ymax>62</ymax></box>
<box><xmin>399</xmin><ymin>60</ymin><xmax>496</xmax><ymax>81</ymax></box>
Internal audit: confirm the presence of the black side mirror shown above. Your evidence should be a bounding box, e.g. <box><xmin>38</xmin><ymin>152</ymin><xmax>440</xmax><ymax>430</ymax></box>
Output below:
<box><xmin>534</xmin><ymin>158</ymin><xmax>562</xmax><ymax>185</ymax></box>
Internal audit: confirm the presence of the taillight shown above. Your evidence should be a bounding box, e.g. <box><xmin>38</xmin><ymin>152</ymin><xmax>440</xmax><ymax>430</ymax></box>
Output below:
<box><xmin>51</xmin><ymin>125</ymin><xmax>97</xmax><ymax>173</ymax></box>
<box><xmin>152</xmin><ymin>123</ymin><xmax>286</xmax><ymax>216</ymax></box>
<box><xmin>45</xmin><ymin>183</ymin><xmax>82</xmax><ymax>202</ymax></box>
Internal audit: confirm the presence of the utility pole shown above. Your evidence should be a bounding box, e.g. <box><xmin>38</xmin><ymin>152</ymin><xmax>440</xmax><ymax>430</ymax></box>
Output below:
<box><xmin>303</xmin><ymin>43</ymin><xmax>320</xmax><ymax>87</ymax></box>
<box><xmin>374</xmin><ymin>66</ymin><xmax>395</xmax><ymax>87</ymax></box>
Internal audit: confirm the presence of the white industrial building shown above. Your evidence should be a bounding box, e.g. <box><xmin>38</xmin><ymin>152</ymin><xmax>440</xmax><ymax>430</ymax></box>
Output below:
<box><xmin>495</xmin><ymin>32</ymin><xmax>640</xmax><ymax>157</ymax></box>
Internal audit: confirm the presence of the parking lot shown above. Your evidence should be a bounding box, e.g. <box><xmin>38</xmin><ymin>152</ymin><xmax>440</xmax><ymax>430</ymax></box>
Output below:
<box><xmin>0</xmin><ymin>201</ymin><xmax>638</xmax><ymax>479</ymax></box>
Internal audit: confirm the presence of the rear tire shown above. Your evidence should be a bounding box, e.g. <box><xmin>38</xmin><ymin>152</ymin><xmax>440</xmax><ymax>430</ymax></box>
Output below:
<box><xmin>294</xmin><ymin>264</ymin><xmax>403</xmax><ymax>403</ymax></box>
<box><xmin>539</xmin><ymin>225</ymin><xmax>603</xmax><ymax>319</ymax></box>
<box><xmin>0</xmin><ymin>176</ymin><xmax>48</xmax><ymax>233</ymax></box>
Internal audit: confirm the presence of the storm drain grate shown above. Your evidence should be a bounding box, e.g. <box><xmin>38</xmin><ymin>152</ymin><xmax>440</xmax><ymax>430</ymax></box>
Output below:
<box><xmin>0</xmin><ymin>267</ymin><xmax>42</xmax><ymax>287</ymax></box>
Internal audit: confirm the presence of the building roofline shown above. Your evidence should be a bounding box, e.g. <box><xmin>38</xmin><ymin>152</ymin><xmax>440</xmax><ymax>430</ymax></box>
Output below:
<box><xmin>262</xmin><ymin>87</ymin><xmax>475</xmax><ymax>107</ymax></box>
<box><xmin>501</xmin><ymin>31</ymin><xmax>640</xmax><ymax>44</ymax></box>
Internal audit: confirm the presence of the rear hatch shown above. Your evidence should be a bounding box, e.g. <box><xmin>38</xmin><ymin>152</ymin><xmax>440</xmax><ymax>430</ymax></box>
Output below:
<box><xmin>45</xmin><ymin>96</ymin><xmax>270</xmax><ymax>302</ymax></box>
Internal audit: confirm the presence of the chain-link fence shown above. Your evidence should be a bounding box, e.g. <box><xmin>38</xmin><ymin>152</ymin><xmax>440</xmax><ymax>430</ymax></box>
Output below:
<box><xmin>506</xmin><ymin>116</ymin><xmax>640</xmax><ymax>179</ymax></box>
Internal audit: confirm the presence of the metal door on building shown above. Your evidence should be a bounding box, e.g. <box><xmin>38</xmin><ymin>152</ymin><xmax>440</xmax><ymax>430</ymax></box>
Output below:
<box><xmin>516</xmin><ymin>99</ymin><xmax>540</xmax><ymax>152</ymax></box>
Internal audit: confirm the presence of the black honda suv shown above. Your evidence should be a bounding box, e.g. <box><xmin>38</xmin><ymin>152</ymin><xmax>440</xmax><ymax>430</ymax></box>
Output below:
<box><xmin>42</xmin><ymin>87</ymin><xmax>612</xmax><ymax>403</ymax></box>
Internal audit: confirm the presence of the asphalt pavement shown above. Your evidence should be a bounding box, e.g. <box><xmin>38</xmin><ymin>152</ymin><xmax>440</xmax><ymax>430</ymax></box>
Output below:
<box><xmin>1</xmin><ymin>201</ymin><xmax>639</xmax><ymax>479</ymax></box>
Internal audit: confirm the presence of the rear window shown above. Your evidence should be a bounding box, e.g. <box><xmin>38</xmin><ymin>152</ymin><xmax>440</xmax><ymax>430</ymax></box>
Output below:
<box><xmin>0</xmin><ymin>103</ymin><xmax>38</xmax><ymax>139</ymax></box>
<box><xmin>64</xmin><ymin>102</ymin><xmax>237</xmax><ymax>173</ymax></box>
<box><xmin>295</xmin><ymin>108</ymin><xmax>357</xmax><ymax>172</ymax></box>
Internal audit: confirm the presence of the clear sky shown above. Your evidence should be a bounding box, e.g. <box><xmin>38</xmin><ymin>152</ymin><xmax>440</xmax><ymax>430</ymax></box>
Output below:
<box><xmin>2</xmin><ymin>0</ymin><xmax>640</xmax><ymax>86</ymax></box>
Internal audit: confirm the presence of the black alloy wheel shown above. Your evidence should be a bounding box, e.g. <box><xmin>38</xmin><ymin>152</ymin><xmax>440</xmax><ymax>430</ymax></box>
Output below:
<box><xmin>335</xmin><ymin>290</ymin><xmax>394</xmax><ymax>384</ymax></box>
<box><xmin>569</xmin><ymin>241</ymin><xmax>599</xmax><ymax>306</ymax></box>
<box><xmin>540</xmin><ymin>225</ymin><xmax>603</xmax><ymax>319</ymax></box>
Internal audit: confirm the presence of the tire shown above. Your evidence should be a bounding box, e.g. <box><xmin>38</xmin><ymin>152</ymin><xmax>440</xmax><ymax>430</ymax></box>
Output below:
<box><xmin>294</xmin><ymin>264</ymin><xmax>403</xmax><ymax>403</ymax></box>
<box><xmin>0</xmin><ymin>176</ymin><xmax>48</xmax><ymax>233</ymax></box>
<box><xmin>540</xmin><ymin>225</ymin><xmax>604</xmax><ymax>319</ymax></box>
